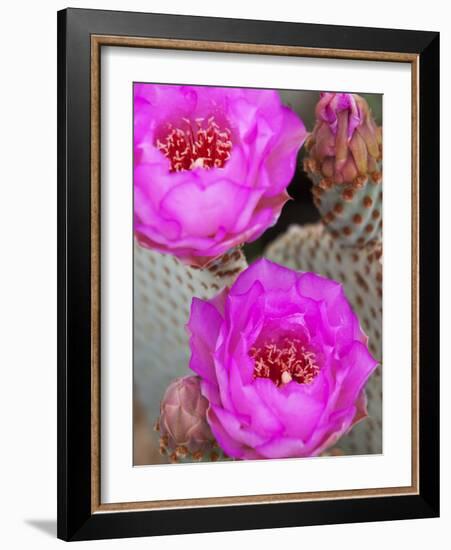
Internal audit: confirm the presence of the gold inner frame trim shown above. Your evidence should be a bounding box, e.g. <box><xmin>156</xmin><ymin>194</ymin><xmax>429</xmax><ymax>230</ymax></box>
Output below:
<box><xmin>90</xmin><ymin>34</ymin><xmax>420</xmax><ymax>514</ymax></box>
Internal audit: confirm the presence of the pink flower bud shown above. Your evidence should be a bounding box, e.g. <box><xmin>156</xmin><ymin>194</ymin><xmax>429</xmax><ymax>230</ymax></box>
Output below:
<box><xmin>305</xmin><ymin>93</ymin><xmax>382</xmax><ymax>187</ymax></box>
<box><xmin>158</xmin><ymin>375</ymin><xmax>215</xmax><ymax>460</ymax></box>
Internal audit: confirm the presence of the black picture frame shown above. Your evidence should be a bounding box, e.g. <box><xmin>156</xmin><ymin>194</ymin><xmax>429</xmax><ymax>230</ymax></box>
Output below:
<box><xmin>57</xmin><ymin>7</ymin><xmax>439</xmax><ymax>541</ymax></box>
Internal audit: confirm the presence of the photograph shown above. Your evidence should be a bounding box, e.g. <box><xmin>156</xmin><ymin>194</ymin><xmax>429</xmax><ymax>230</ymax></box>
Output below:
<box><xmin>132</xmin><ymin>83</ymin><xmax>383</xmax><ymax>466</ymax></box>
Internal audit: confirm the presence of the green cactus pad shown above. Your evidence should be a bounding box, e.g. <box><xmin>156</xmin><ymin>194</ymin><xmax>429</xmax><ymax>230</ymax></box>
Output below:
<box><xmin>312</xmin><ymin>171</ymin><xmax>382</xmax><ymax>247</ymax></box>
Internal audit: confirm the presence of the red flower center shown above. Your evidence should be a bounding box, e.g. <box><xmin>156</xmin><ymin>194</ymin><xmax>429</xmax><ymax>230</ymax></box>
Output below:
<box><xmin>250</xmin><ymin>336</ymin><xmax>320</xmax><ymax>387</ymax></box>
<box><xmin>156</xmin><ymin>116</ymin><xmax>233</xmax><ymax>172</ymax></box>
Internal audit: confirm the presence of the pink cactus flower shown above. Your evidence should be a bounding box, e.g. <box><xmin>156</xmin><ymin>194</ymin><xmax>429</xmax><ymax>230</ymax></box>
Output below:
<box><xmin>134</xmin><ymin>84</ymin><xmax>306</xmax><ymax>267</ymax></box>
<box><xmin>158</xmin><ymin>375</ymin><xmax>215</xmax><ymax>460</ymax></box>
<box><xmin>305</xmin><ymin>92</ymin><xmax>382</xmax><ymax>187</ymax></box>
<box><xmin>187</xmin><ymin>259</ymin><xmax>377</xmax><ymax>460</ymax></box>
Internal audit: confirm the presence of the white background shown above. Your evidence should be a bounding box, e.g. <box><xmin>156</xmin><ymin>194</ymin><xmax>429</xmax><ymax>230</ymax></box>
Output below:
<box><xmin>0</xmin><ymin>0</ymin><xmax>448</xmax><ymax>548</ymax></box>
<box><xmin>102</xmin><ymin>47</ymin><xmax>412</xmax><ymax>503</ymax></box>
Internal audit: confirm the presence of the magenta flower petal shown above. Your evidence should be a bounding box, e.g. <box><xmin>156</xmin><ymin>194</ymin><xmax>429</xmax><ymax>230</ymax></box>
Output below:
<box><xmin>229</xmin><ymin>361</ymin><xmax>284</xmax><ymax>435</ymax></box>
<box><xmin>255</xmin><ymin>435</ymin><xmax>306</xmax><ymax>459</ymax></box>
<box><xmin>231</xmin><ymin>258</ymin><xmax>298</xmax><ymax>296</ymax></box>
<box><xmin>188</xmin><ymin>258</ymin><xmax>378</xmax><ymax>459</ymax></box>
<box><xmin>253</xmin><ymin>377</ymin><xmax>324</xmax><ymax>441</ymax></box>
<box><xmin>224</xmin><ymin>281</ymin><xmax>266</xmax><ymax>349</ymax></box>
<box><xmin>297</xmin><ymin>272</ymin><xmax>363</xmax><ymax>346</ymax></box>
<box><xmin>188</xmin><ymin>298</ymin><xmax>223</xmax><ymax>385</ymax></box>
<box><xmin>306</xmin><ymin>406</ymin><xmax>357</xmax><ymax>456</ymax></box>
<box><xmin>159</xmin><ymin>179</ymin><xmax>258</xmax><ymax>237</ymax></box>
<box><xmin>210</xmin><ymin>404</ymin><xmax>268</xmax><ymax>448</ymax></box>
<box><xmin>206</xmin><ymin>406</ymin><xmax>261</xmax><ymax>460</ymax></box>
<box><xmin>333</xmin><ymin>341</ymin><xmax>378</xmax><ymax>409</ymax></box>
<box><xmin>134</xmin><ymin>84</ymin><xmax>306</xmax><ymax>266</ymax></box>
<box><xmin>200</xmin><ymin>380</ymin><xmax>221</xmax><ymax>408</ymax></box>
<box><xmin>265</xmin><ymin>106</ymin><xmax>307</xmax><ymax>196</ymax></box>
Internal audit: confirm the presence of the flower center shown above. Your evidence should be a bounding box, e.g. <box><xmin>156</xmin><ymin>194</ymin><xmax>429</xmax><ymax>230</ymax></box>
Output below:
<box><xmin>156</xmin><ymin>116</ymin><xmax>233</xmax><ymax>172</ymax></box>
<box><xmin>249</xmin><ymin>337</ymin><xmax>320</xmax><ymax>387</ymax></box>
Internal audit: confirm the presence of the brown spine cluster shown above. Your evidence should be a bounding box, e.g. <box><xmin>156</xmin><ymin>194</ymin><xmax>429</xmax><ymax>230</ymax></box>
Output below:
<box><xmin>154</xmin><ymin>419</ymin><xmax>224</xmax><ymax>463</ymax></box>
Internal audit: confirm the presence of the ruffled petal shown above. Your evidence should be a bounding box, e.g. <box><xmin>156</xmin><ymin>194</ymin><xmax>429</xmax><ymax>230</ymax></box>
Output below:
<box><xmin>160</xmin><ymin>179</ymin><xmax>253</xmax><ymax>237</ymax></box>
<box><xmin>229</xmin><ymin>360</ymin><xmax>284</xmax><ymax>437</ymax></box>
<box><xmin>206</xmin><ymin>406</ymin><xmax>261</xmax><ymax>460</ymax></box>
<box><xmin>231</xmin><ymin>258</ymin><xmax>298</xmax><ymax>296</ymax></box>
<box><xmin>188</xmin><ymin>298</ymin><xmax>224</xmax><ymax>385</ymax></box>
<box><xmin>334</xmin><ymin>341</ymin><xmax>378</xmax><ymax>409</ymax></box>
<box><xmin>254</xmin><ymin>378</ymin><xmax>325</xmax><ymax>442</ymax></box>
<box><xmin>254</xmin><ymin>435</ymin><xmax>306</xmax><ymax>459</ymax></box>
<box><xmin>210</xmin><ymin>405</ymin><xmax>268</xmax><ymax>448</ymax></box>
<box><xmin>264</xmin><ymin>106</ymin><xmax>307</xmax><ymax>196</ymax></box>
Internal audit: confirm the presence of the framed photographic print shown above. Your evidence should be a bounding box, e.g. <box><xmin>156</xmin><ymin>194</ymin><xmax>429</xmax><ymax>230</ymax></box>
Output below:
<box><xmin>57</xmin><ymin>7</ymin><xmax>439</xmax><ymax>541</ymax></box>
